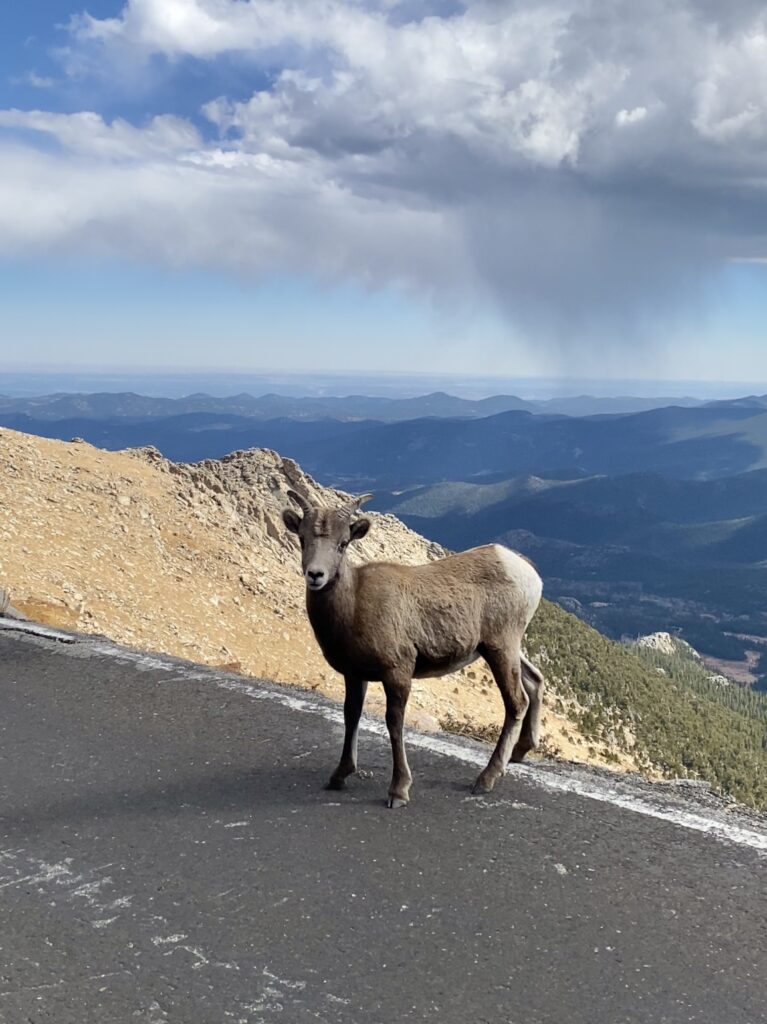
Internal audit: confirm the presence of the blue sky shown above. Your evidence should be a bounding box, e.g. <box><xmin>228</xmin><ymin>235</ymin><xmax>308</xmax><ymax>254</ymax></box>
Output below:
<box><xmin>0</xmin><ymin>2</ymin><xmax>266</xmax><ymax>122</ymax></box>
<box><xmin>1</xmin><ymin>1</ymin><xmax>767</xmax><ymax>383</ymax></box>
<box><xmin>0</xmin><ymin>260</ymin><xmax>494</xmax><ymax>374</ymax></box>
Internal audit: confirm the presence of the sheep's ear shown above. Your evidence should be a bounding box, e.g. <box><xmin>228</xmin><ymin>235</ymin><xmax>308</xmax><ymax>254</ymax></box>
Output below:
<box><xmin>282</xmin><ymin>508</ymin><xmax>302</xmax><ymax>534</ymax></box>
<box><xmin>349</xmin><ymin>517</ymin><xmax>371</xmax><ymax>542</ymax></box>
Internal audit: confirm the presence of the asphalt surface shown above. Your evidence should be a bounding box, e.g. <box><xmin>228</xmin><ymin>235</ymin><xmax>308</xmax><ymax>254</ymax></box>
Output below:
<box><xmin>1</xmin><ymin>624</ymin><xmax>766</xmax><ymax>1024</ymax></box>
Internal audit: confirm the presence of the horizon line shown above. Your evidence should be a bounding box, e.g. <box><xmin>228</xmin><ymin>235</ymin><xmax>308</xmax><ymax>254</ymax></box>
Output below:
<box><xmin>2</xmin><ymin>365</ymin><xmax>765</xmax><ymax>389</ymax></box>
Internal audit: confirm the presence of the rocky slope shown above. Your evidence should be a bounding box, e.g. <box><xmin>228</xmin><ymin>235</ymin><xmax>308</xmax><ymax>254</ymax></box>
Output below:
<box><xmin>0</xmin><ymin>427</ymin><xmax>635</xmax><ymax>770</ymax></box>
<box><xmin>635</xmin><ymin>631</ymin><xmax>700</xmax><ymax>658</ymax></box>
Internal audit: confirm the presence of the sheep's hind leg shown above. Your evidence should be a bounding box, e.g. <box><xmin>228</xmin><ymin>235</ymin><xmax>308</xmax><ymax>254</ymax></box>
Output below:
<box><xmin>326</xmin><ymin>677</ymin><xmax>368</xmax><ymax>790</ymax></box>
<box><xmin>473</xmin><ymin>646</ymin><xmax>529</xmax><ymax>794</ymax></box>
<box><xmin>383</xmin><ymin>672</ymin><xmax>413</xmax><ymax>808</ymax></box>
<box><xmin>510</xmin><ymin>657</ymin><xmax>544</xmax><ymax>763</ymax></box>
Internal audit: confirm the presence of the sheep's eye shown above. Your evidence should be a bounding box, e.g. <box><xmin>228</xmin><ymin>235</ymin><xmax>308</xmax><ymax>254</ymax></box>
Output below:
<box><xmin>338</xmin><ymin>540</ymin><xmax>348</xmax><ymax>552</ymax></box>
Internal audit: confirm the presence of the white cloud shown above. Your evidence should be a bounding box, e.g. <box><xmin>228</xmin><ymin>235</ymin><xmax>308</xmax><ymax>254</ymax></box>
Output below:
<box><xmin>693</xmin><ymin>26</ymin><xmax>767</xmax><ymax>142</ymax></box>
<box><xmin>615</xmin><ymin>106</ymin><xmax>648</xmax><ymax>127</ymax></box>
<box><xmin>0</xmin><ymin>110</ymin><xmax>200</xmax><ymax>159</ymax></box>
<box><xmin>11</xmin><ymin>72</ymin><xmax>56</xmax><ymax>89</ymax></box>
<box><xmin>4</xmin><ymin>0</ymin><xmax>767</xmax><ymax>345</ymax></box>
<box><xmin>0</xmin><ymin>123</ymin><xmax>463</xmax><ymax>291</ymax></box>
<box><xmin>62</xmin><ymin>0</ymin><xmax>767</xmax><ymax>184</ymax></box>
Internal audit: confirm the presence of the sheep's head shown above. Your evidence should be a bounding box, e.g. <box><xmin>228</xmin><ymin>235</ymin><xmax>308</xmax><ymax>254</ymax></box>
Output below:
<box><xmin>282</xmin><ymin>490</ymin><xmax>373</xmax><ymax>592</ymax></box>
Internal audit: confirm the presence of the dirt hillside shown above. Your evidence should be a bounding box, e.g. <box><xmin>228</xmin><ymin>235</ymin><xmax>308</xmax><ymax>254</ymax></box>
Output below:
<box><xmin>0</xmin><ymin>427</ymin><xmax>637</xmax><ymax>769</ymax></box>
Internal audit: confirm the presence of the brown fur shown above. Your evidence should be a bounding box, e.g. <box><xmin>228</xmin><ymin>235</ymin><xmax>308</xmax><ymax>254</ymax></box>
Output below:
<box><xmin>282</xmin><ymin>496</ymin><xmax>544</xmax><ymax>808</ymax></box>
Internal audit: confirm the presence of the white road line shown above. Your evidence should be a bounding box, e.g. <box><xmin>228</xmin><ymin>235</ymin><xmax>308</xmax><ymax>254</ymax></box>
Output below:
<box><xmin>5</xmin><ymin>625</ymin><xmax>767</xmax><ymax>855</ymax></box>
<box><xmin>214</xmin><ymin>677</ymin><xmax>767</xmax><ymax>855</ymax></box>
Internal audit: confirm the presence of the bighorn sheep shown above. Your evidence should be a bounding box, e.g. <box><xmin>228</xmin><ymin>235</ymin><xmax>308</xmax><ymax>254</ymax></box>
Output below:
<box><xmin>282</xmin><ymin>490</ymin><xmax>544</xmax><ymax>808</ymax></box>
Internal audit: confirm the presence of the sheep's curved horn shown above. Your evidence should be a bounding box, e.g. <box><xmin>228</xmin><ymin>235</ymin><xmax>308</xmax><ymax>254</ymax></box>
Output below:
<box><xmin>337</xmin><ymin>492</ymin><xmax>374</xmax><ymax>520</ymax></box>
<box><xmin>286</xmin><ymin>489</ymin><xmax>311</xmax><ymax>513</ymax></box>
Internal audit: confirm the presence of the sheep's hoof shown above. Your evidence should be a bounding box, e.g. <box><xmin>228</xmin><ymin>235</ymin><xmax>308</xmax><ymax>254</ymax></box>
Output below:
<box><xmin>471</xmin><ymin>772</ymin><xmax>497</xmax><ymax>795</ymax></box>
<box><xmin>387</xmin><ymin>796</ymin><xmax>409</xmax><ymax>809</ymax></box>
<box><xmin>325</xmin><ymin>776</ymin><xmax>347</xmax><ymax>791</ymax></box>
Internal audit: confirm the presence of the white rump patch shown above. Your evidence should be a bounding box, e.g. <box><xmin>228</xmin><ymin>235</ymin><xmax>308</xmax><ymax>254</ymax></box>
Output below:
<box><xmin>492</xmin><ymin>545</ymin><xmax>543</xmax><ymax>610</ymax></box>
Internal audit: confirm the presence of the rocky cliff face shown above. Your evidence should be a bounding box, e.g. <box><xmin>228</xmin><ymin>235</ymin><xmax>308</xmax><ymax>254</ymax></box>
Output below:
<box><xmin>635</xmin><ymin>632</ymin><xmax>699</xmax><ymax>658</ymax></box>
<box><xmin>0</xmin><ymin>428</ymin><xmax>636</xmax><ymax>768</ymax></box>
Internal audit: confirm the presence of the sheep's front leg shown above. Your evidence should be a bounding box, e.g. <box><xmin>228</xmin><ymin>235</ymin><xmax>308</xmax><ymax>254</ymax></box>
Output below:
<box><xmin>383</xmin><ymin>673</ymin><xmax>413</xmax><ymax>808</ymax></box>
<box><xmin>326</xmin><ymin>677</ymin><xmax>368</xmax><ymax>790</ymax></box>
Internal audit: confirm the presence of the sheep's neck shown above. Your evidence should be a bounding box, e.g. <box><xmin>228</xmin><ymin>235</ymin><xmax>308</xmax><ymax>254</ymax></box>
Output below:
<box><xmin>306</xmin><ymin>562</ymin><xmax>357</xmax><ymax>669</ymax></box>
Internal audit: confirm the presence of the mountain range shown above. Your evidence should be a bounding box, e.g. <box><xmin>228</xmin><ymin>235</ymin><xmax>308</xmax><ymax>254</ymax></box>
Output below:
<box><xmin>2</xmin><ymin>394</ymin><xmax>766</xmax><ymax>483</ymax></box>
<box><xmin>2</xmin><ymin>389</ymin><xmax>765</xmax><ymax>672</ymax></box>
<box><xmin>0</xmin><ymin>389</ymin><xmax>708</xmax><ymax>421</ymax></box>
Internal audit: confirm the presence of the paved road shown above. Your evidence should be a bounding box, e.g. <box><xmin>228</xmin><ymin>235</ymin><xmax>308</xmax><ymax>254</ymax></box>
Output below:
<box><xmin>1</xmin><ymin>624</ymin><xmax>766</xmax><ymax>1024</ymax></box>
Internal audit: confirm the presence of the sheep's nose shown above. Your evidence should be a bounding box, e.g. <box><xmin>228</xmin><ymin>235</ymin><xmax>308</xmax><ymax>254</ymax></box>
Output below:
<box><xmin>308</xmin><ymin>569</ymin><xmax>325</xmax><ymax>582</ymax></box>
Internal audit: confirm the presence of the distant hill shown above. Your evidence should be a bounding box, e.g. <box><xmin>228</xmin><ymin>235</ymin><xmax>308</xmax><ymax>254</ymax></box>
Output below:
<box><xmin>0</xmin><ymin>389</ymin><xmax>707</xmax><ymax>422</ymax></box>
<box><xmin>381</xmin><ymin>470</ymin><xmax>767</xmax><ymax>548</ymax></box>
<box><xmin>0</xmin><ymin>390</ymin><xmax>531</xmax><ymax>422</ymax></box>
<box><xmin>2</xmin><ymin>425</ymin><xmax>766</xmax><ymax>808</ymax></box>
<box><xmin>2</xmin><ymin>397</ymin><xmax>767</xmax><ymax>482</ymax></box>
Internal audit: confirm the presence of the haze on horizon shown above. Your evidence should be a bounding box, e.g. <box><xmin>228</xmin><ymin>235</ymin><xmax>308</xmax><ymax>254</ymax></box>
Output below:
<box><xmin>2</xmin><ymin>1</ymin><xmax>767</xmax><ymax>381</ymax></box>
